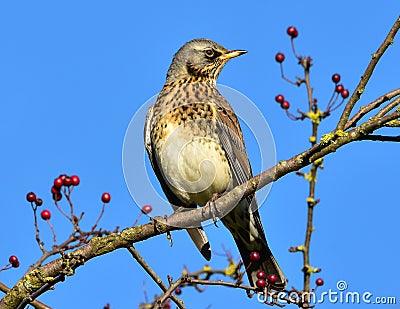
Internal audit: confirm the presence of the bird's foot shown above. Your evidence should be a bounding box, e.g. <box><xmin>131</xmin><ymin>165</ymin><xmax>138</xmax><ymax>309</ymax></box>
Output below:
<box><xmin>204</xmin><ymin>193</ymin><xmax>221</xmax><ymax>227</ymax></box>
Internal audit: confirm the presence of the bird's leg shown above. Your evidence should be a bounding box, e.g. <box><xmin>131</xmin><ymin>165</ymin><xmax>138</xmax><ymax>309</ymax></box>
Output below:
<box><xmin>163</xmin><ymin>214</ymin><xmax>173</xmax><ymax>247</ymax></box>
<box><xmin>151</xmin><ymin>216</ymin><xmax>165</xmax><ymax>233</ymax></box>
<box><xmin>150</xmin><ymin>215</ymin><xmax>174</xmax><ymax>247</ymax></box>
<box><xmin>203</xmin><ymin>193</ymin><xmax>221</xmax><ymax>227</ymax></box>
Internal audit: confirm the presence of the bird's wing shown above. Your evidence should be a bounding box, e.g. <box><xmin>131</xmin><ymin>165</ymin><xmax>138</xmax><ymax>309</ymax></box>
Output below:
<box><xmin>213</xmin><ymin>93</ymin><xmax>256</xmax><ymax>209</ymax></box>
<box><xmin>144</xmin><ymin>104</ymin><xmax>154</xmax><ymax>158</ymax></box>
<box><xmin>213</xmin><ymin>93</ymin><xmax>286</xmax><ymax>289</ymax></box>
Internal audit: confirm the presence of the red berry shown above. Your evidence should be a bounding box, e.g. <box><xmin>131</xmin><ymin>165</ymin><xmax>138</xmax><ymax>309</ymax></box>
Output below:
<box><xmin>275</xmin><ymin>94</ymin><xmax>285</xmax><ymax>104</ymax></box>
<box><xmin>341</xmin><ymin>89</ymin><xmax>350</xmax><ymax>98</ymax></box>
<box><xmin>63</xmin><ymin>177</ymin><xmax>73</xmax><ymax>187</ymax></box>
<box><xmin>141</xmin><ymin>204</ymin><xmax>153</xmax><ymax>214</ymax></box>
<box><xmin>54</xmin><ymin>177</ymin><xmax>63</xmax><ymax>188</ymax></box>
<box><xmin>175</xmin><ymin>287</ymin><xmax>182</xmax><ymax>295</ymax></box>
<box><xmin>9</xmin><ymin>255</ymin><xmax>18</xmax><ymax>265</ymax></box>
<box><xmin>162</xmin><ymin>300</ymin><xmax>171</xmax><ymax>309</ymax></box>
<box><xmin>335</xmin><ymin>84</ymin><xmax>344</xmax><ymax>93</ymax></box>
<box><xmin>256</xmin><ymin>270</ymin><xmax>266</xmax><ymax>279</ymax></box>
<box><xmin>316</xmin><ymin>278</ymin><xmax>324</xmax><ymax>286</ymax></box>
<box><xmin>41</xmin><ymin>210</ymin><xmax>51</xmax><ymax>220</ymax></box>
<box><xmin>249</xmin><ymin>251</ymin><xmax>260</xmax><ymax>262</ymax></box>
<box><xmin>287</xmin><ymin>26</ymin><xmax>298</xmax><ymax>38</ymax></box>
<box><xmin>71</xmin><ymin>175</ymin><xmax>80</xmax><ymax>186</ymax></box>
<box><xmin>281</xmin><ymin>101</ymin><xmax>290</xmax><ymax>110</ymax></box>
<box><xmin>268</xmin><ymin>274</ymin><xmax>278</xmax><ymax>284</ymax></box>
<box><xmin>332</xmin><ymin>73</ymin><xmax>341</xmax><ymax>83</ymax></box>
<box><xmin>256</xmin><ymin>279</ymin><xmax>266</xmax><ymax>288</ymax></box>
<box><xmin>275</xmin><ymin>52</ymin><xmax>285</xmax><ymax>63</ymax></box>
<box><xmin>9</xmin><ymin>255</ymin><xmax>20</xmax><ymax>268</ymax></box>
<box><xmin>52</xmin><ymin>192</ymin><xmax>62</xmax><ymax>201</ymax></box>
<box><xmin>51</xmin><ymin>186</ymin><xmax>60</xmax><ymax>194</ymax></box>
<box><xmin>101</xmin><ymin>192</ymin><xmax>111</xmax><ymax>203</ymax></box>
<box><xmin>26</xmin><ymin>192</ymin><xmax>37</xmax><ymax>203</ymax></box>
<box><xmin>12</xmin><ymin>260</ymin><xmax>20</xmax><ymax>267</ymax></box>
<box><xmin>35</xmin><ymin>198</ymin><xmax>43</xmax><ymax>207</ymax></box>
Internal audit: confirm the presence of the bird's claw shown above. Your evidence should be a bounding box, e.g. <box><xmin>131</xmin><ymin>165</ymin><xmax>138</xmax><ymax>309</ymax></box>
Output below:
<box><xmin>204</xmin><ymin>193</ymin><xmax>220</xmax><ymax>227</ymax></box>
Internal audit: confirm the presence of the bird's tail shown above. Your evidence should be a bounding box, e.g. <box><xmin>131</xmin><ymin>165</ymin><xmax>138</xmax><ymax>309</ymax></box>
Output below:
<box><xmin>221</xmin><ymin>200</ymin><xmax>286</xmax><ymax>290</ymax></box>
<box><xmin>186</xmin><ymin>227</ymin><xmax>211</xmax><ymax>261</ymax></box>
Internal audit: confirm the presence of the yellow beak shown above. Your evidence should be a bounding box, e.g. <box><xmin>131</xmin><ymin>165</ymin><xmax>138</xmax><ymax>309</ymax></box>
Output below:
<box><xmin>223</xmin><ymin>49</ymin><xmax>248</xmax><ymax>60</ymax></box>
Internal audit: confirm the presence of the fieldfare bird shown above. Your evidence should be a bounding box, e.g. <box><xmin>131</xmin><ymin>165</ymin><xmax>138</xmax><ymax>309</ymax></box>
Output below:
<box><xmin>144</xmin><ymin>38</ymin><xmax>285</xmax><ymax>289</ymax></box>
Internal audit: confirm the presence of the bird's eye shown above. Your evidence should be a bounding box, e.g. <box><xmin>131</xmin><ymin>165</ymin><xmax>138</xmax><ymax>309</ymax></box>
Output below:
<box><xmin>204</xmin><ymin>49</ymin><xmax>215</xmax><ymax>58</ymax></box>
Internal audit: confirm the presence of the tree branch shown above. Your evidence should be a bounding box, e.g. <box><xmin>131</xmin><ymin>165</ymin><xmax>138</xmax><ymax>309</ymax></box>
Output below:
<box><xmin>3</xmin><ymin>109</ymin><xmax>398</xmax><ymax>309</ymax></box>
<box><xmin>126</xmin><ymin>246</ymin><xmax>185</xmax><ymax>309</ymax></box>
<box><xmin>336</xmin><ymin>16</ymin><xmax>400</xmax><ymax>130</ymax></box>
<box><xmin>2</xmin><ymin>16</ymin><xmax>400</xmax><ymax>309</ymax></box>
<box><xmin>357</xmin><ymin>135</ymin><xmax>400</xmax><ymax>142</ymax></box>
<box><xmin>344</xmin><ymin>88</ymin><xmax>400</xmax><ymax>130</ymax></box>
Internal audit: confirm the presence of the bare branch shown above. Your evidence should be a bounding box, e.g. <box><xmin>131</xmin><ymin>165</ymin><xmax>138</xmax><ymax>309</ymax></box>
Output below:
<box><xmin>357</xmin><ymin>135</ymin><xmax>400</xmax><ymax>142</ymax></box>
<box><xmin>336</xmin><ymin>16</ymin><xmax>400</xmax><ymax>130</ymax></box>
<box><xmin>0</xmin><ymin>283</ymin><xmax>51</xmax><ymax>309</ymax></box>
<box><xmin>375</xmin><ymin>96</ymin><xmax>400</xmax><ymax>117</ymax></box>
<box><xmin>344</xmin><ymin>88</ymin><xmax>400</xmax><ymax>130</ymax></box>
<box><xmin>126</xmin><ymin>246</ymin><xmax>185</xmax><ymax>309</ymax></box>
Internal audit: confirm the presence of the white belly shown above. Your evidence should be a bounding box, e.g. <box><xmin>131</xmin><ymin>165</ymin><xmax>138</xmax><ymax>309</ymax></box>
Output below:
<box><xmin>159</xmin><ymin>126</ymin><xmax>231</xmax><ymax>206</ymax></box>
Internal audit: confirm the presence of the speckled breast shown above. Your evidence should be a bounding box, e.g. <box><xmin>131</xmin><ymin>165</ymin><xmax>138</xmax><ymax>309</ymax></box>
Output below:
<box><xmin>151</xmin><ymin>82</ymin><xmax>232</xmax><ymax>206</ymax></box>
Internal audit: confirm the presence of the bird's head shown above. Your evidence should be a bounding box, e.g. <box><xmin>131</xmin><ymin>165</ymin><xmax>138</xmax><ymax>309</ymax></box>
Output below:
<box><xmin>165</xmin><ymin>38</ymin><xmax>247</xmax><ymax>84</ymax></box>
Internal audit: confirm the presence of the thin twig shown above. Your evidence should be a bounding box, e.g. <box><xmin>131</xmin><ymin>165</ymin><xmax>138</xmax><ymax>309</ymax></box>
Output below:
<box><xmin>298</xmin><ymin>55</ymin><xmax>320</xmax><ymax>294</ymax></box>
<box><xmin>375</xmin><ymin>96</ymin><xmax>400</xmax><ymax>118</ymax></box>
<box><xmin>54</xmin><ymin>200</ymin><xmax>71</xmax><ymax>222</ymax></box>
<box><xmin>15</xmin><ymin>275</ymin><xmax>65</xmax><ymax>309</ymax></box>
<box><xmin>33</xmin><ymin>207</ymin><xmax>46</xmax><ymax>254</ymax></box>
<box><xmin>91</xmin><ymin>203</ymin><xmax>106</xmax><ymax>231</ymax></box>
<box><xmin>357</xmin><ymin>135</ymin><xmax>400</xmax><ymax>142</ymax></box>
<box><xmin>336</xmin><ymin>16</ymin><xmax>400</xmax><ymax>130</ymax></box>
<box><xmin>154</xmin><ymin>277</ymin><xmax>184</xmax><ymax>308</ymax></box>
<box><xmin>63</xmin><ymin>188</ymin><xmax>75</xmax><ymax>221</ymax></box>
<box><xmin>344</xmin><ymin>88</ymin><xmax>400</xmax><ymax>130</ymax></box>
<box><xmin>280</xmin><ymin>63</ymin><xmax>298</xmax><ymax>85</ymax></box>
<box><xmin>126</xmin><ymin>246</ymin><xmax>185</xmax><ymax>309</ymax></box>
<box><xmin>46</xmin><ymin>220</ymin><xmax>57</xmax><ymax>248</ymax></box>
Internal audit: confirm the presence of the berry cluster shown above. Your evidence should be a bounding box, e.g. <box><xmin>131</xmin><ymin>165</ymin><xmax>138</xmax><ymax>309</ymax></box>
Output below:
<box><xmin>52</xmin><ymin>174</ymin><xmax>80</xmax><ymax>201</ymax></box>
<box><xmin>8</xmin><ymin>255</ymin><xmax>19</xmax><ymax>268</ymax></box>
<box><xmin>26</xmin><ymin>192</ymin><xmax>43</xmax><ymax>206</ymax></box>
<box><xmin>275</xmin><ymin>94</ymin><xmax>290</xmax><ymax>110</ymax></box>
<box><xmin>249</xmin><ymin>251</ymin><xmax>279</xmax><ymax>289</ymax></box>
<box><xmin>274</xmin><ymin>26</ymin><xmax>299</xmax><ymax>63</ymax></box>
<box><xmin>274</xmin><ymin>26</ymin><xmax>350</xmax><ymax>118</ymax></box>
<box><xmin>332</xmin><ymin>74</ymin><xmax>349</xmax><ymax>99</ymax></box>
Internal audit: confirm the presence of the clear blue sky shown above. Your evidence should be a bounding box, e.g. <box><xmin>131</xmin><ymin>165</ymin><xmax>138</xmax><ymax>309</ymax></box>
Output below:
<box><xmin>1</xmin><ymin>1</ymin><xmax>399</xmax><ymax>308</ymax></box>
